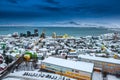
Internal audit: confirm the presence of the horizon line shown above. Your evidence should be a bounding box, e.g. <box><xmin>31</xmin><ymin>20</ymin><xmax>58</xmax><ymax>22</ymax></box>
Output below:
<box><xmin>0</xmin><ymin>25</ymin><xmax>119</xmax><ymax>29</ymax></box>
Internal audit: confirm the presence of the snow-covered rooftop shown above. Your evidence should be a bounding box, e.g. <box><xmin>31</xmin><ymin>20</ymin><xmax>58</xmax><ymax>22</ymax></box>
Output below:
<box><xmin>78</xmin><ymin>55</ymin><xmax>120</xmax><ymax>65</ymax></box>
<box><xmin>42</xmin><ymin>57</ymin><xmax>94</xmax><ymax>73</ymax></box>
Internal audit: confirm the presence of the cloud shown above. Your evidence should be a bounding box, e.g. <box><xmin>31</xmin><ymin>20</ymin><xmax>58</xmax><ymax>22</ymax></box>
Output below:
<box><xmin>56</xmin><ymin>21</ymin><xmax>80</xmax><ymax>25</ymax></box>
<box><xmin>0</xmin><ymin>10</ymin><xmax>45</xmax><ymax>19</ymax></box>
<box><xmin>34</xmin><ymin>4</ymin><xmax>62</xmax><ymax>12</ymax></box>
<box><xmin>7</xmin><ymin>0</ymin><xmax>28</xmax><ymax>4</ymax></box>
<box><xmin>44</xmin><ymin>0</ymin><xmax>59</xmax><ymax>5</ymax></box>
<box><xmin>42</xmin><ymin>6</ymin><xmax>62</xmax><ymax>11</ymax></box>
<box><xmin>68</xmin><ymin>21</ymin><xmax>80</xmax><ymax>25</ymax></box>
<box><xmin>7</xmin><ymin>0</ymin><xmax>18</xmax><ymax>4</ymax></box>
<box><xmin>65</xmin><ymin>3</ymin><xmax>120</xmax><ymax>17</ymax></box>
<box><xmin>0</xmin><ymin>0</ymin><xmax>120</xmax><ymax>25</ymax></box>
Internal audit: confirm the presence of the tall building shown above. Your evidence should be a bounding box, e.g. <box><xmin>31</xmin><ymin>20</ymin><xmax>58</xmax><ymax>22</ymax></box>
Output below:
<box><xmin>113</xmin><ymin>32</ymin><xmax>119</xmax><ymax>41</ymax></box>
<box><xmin>34</xmin><ymin>29</ymin><xmax>38</xmax><ymax>37</ymax></box>
<box><xmin>27</xmin><ymin>31</ymin><xmax>31</xmax><ymax>37</ymax></box>
<box><xmin>20</xmin><ymin>33</ymin><xmax>23</xmax><ymax>37</ymax></box>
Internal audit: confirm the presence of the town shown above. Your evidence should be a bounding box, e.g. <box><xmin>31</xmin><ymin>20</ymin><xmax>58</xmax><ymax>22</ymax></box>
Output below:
<box><xmin>0</xmin><ymin>29</ymin><xmax>120</xmax><ymax>80</ymax></box>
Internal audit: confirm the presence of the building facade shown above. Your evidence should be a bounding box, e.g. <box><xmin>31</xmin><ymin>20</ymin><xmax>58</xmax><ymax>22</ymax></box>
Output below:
<box><xmin>41</xmin><ymin>57</ymin><xmax>94</xmax><ymax>80</ymax></box>
<box><xmin>78</xmin><ymin>55</ymin><xmax>120</xmax><ymax>74</ymax></box>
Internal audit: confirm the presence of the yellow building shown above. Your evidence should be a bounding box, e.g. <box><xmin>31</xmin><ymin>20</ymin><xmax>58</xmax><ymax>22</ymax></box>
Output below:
<box><xmin>41</xmin><ymin>57</ymin><xmax>94</xmax><ymax>80</ymax></box>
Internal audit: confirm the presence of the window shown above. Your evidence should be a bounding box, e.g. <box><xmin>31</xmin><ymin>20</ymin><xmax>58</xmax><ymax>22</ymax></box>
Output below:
<box><xmin>75</xmin><ymin>70</ymin><xmax>79</xmax><ymax>73</ymax></box>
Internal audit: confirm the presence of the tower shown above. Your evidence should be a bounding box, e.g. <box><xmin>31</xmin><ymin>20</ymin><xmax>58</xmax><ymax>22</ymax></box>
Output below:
<box><xmin>34</xmin><ymin>29</ymin><xmax>38</xmax><ymax>37</ymax></box>
<box><xmin>27</xmin><ymin>31</ymin><xmax>31</xmax><ymax>37</ymax></box>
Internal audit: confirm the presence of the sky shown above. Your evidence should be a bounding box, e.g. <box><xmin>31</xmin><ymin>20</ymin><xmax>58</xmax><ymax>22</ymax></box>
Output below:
<box><xmin>0</xmin><ymin>0</ymin><xmax>120</xmax><ymax>27</ymax></box>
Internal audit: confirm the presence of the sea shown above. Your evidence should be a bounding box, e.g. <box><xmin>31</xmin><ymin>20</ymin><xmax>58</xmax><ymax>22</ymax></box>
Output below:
<box><xmin>0</xmin><ymin>26</ymin><xmax>118</xmax><ymax>37</ymax></box>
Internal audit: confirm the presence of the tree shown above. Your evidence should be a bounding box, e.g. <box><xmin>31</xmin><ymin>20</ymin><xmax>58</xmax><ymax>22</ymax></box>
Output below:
<box><xmin>2</xmin><ymin>45</ymin><xmax>6</xmax><ymax>50</ymax></box>
<box><xmin>32</xmin><ymin>53</ymin><xmax>38</xmax><ymax>60</ymax></box>
<box><xmin>41</xmin><ymin>56</ymin><xmax>44</xmax><ymax>60</ymax></box>
<box><xmin>4</xmin><ymin>55</ymin><xmax>13</xmax><ymax>65</ymax></box>
<box><xmin>25</xmin><ymin>51</ymin><xmax>32</xmax><ymax>58</ymax></box>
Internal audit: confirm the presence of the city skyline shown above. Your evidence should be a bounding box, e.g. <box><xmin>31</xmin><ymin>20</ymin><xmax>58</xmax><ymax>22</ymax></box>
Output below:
<box><xmin>0</xmin><ymin>0</ymin><xmax>120</xmax><ymax>27</ymax></box>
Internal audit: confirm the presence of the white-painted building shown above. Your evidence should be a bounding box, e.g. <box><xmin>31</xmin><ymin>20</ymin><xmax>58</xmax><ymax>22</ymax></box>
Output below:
<box><xmin>41</xmin><ymin>57</ymin><xmax>94</xmax><ymax>80</ymax></box>
<box><xmin>78</xmin><ymin>55</ymin><xmax>120</xmax><ymax>74</ymax></box>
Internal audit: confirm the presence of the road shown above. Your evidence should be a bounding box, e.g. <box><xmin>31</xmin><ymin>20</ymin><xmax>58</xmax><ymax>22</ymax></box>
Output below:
<box><xmin>0</xmin><ymin>54</ymin><xmax>24</xmax><ymax>79</ymax></box>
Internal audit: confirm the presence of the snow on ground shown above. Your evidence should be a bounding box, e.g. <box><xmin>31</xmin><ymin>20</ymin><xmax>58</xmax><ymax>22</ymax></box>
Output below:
<box><xmin>92</xmin><ymin>71</ymin><xmax>103</xmax><ymax>80</ymax></box>
<box><xmin>3</xmin><ymin>71</ymin><xmax>76</xmax><ymax>80</ymax></box>
<box><xmin>92</xmin><ymin>71</ymin><xmax>120</xmax><ymax>80</ymax></box>
<box><xmin>3</xmin><ymin>78</ymin><xmax>21</xmax><ymax>80</ymax></box>
<box><xmin>107</xmin><ymin>74</ymin><xmax>120</xmax><ymax>80</ymax></box>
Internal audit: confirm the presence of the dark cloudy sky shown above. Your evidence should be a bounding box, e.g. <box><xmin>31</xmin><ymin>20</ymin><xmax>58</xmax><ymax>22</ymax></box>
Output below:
<box><xmin>0</xmin><ymin>0</ymin><xmax>120</xmax><ymax>26</ymax></box>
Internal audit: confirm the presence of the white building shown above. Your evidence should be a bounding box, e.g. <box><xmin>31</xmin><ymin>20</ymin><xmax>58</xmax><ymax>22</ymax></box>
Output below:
<box><xmin>41</xmin><ymin>57</ymin><xmax>94</xmax><ymax>80</ymax></box>
<box><xmin>78</xmin><ymin>55</ymin><xmax>120</xmax><ymax>74</ymax></box>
